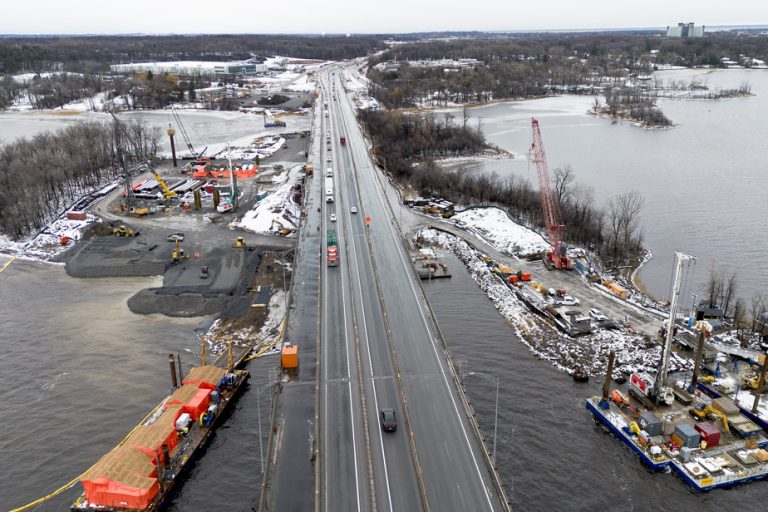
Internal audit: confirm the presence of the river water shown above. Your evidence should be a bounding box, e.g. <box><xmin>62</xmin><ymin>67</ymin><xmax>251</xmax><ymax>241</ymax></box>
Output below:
<box><xmin>425</xmin><ymin>251</ymin><xmax>763</xmax><ymax>511</ymax></box>
<box><xmin>446</xmin><ymin>68</ymin><xmax>768</xmax><ymax>304</ymax></box>
<box><xmin>1</xmin><ymin>72</ymin><xmax>765</xmax><ymax>510</ymax></box>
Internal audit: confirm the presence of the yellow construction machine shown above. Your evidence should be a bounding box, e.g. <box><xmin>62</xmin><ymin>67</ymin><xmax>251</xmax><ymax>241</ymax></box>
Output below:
<box><xmin>690</xmin><ymin>405</ymin><xmax>730</xmax><ymax>433</ymax></box>
<box><xmin>152</xmin><ymin>171</ymin><xmax>177</xmax><ymax>200</ymax></box>
<box><xmin>113</xmin><ymin>225</ymin><xmax>138</xmax><ymax>237</ymax></box>
<box><xmin>171</xmin><ymin>239</ymin><xmax>188</xmax><ymax>263</ymax></box>
<box><xmin>233</xmin><ymin>236</ymin><xmax>246</xmax><ymax>249</ymax></box>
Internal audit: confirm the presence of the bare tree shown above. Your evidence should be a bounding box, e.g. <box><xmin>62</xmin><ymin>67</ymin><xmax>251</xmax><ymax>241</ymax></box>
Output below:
<box><xmin>553</xmin><ymin>164</ymin><xmax>575</xmax><ymax>210</ymax></box>
<box><xmin>724</xmin><ymin>272</ymin><xmax>738</xmax><ymax>317</ymax></box>
<box><xmin>750</xmin><ymin>294</ymin><xmax>765</xmax><ymax>333</ymax></box>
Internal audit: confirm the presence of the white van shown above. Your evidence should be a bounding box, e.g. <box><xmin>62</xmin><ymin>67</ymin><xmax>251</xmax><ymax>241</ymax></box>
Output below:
<box><xmin>326</xmin><ymin>168</ymin><xmax>333</xmax><ymax>177</ymax></box>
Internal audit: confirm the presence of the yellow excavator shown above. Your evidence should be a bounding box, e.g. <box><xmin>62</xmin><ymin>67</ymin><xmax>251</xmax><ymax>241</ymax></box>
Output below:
<box><xmin>171</xmin><ymin>239</ymin><xmax>188</xmax><ymax>263</ymax></box>
<box><xmin>690</xmin><ymin>405</ymin><xmax>730</xmax><ymax>433</ymax></box>
<box><xmin>271</xmin><ymin>219</ymin><xmax>292</xmax><ymax>236</ymax></box>
<box><xmin>232</xmin><ymin>236</ymin><xmax>246</xmax><ymax>249</ymax></box>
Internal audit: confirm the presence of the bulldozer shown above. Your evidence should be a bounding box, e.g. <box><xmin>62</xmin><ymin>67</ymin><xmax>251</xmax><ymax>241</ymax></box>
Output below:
<box><xmin>232</xmin><ymin>236</ymin><xmax>246</xmax><ymax>249</ymax></box>
<box><xmin>113</xmin><ymin>225</ymin><xmax>139</xmax><ymax>237</ymax></box>
<box><xmin>171</xmin><ymin>239</ymin><xmax>188</xmax><ymax>263</ymax></box>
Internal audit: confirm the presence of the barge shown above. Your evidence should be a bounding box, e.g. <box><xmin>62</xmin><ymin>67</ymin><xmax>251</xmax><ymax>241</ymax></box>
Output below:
<box><xmin>586</xmin><ymin>252</ymin><xmax>768</xmax><ymax>492</ymax></box>
<box><xmin>71</xmin><ymin>349</ymin><xmax>249</xmax><ymax>512</ymax></box>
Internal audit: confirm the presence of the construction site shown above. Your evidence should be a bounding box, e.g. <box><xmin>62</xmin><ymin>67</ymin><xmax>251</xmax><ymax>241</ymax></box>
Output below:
<box><xmin>63</xmin><ymin>111</ymin><xmax>308</xmax><ymax>319</ymax></box>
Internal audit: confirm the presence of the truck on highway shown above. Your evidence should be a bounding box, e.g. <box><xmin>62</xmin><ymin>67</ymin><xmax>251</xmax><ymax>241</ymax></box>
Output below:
<box><xmin>340</xmin><ymin>136</ymin><xmax>346</xmax><ymax>145</ymax></box>
<box><xmin>327</xmin><ymin>229</ymin><xmax>338</xmax><ymax>267</ymax></box>
<box><xmin>325</xmin><ymin>176</ymin><xmax>334</xmax><ymax>203</ymax></box>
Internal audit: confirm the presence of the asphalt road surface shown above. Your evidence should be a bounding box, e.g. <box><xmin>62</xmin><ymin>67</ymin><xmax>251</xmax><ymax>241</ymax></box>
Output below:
<box><xmin>316</xmin><ymin>70</ymin><xmax>505</xmax><ymax>511</ymax></box>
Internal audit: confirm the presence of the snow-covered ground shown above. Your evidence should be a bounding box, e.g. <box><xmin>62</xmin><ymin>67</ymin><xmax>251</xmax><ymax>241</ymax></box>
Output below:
<box><xmin>0</xmin><ymin>212</ymin><xmax>98</xmax><ymax>260</ymax></box>
<box><xmin>418</xmin><ymin>228</ymin><xmax>691</xmax><ymax>377</ymax></box>
<box><xmin>453</xmin><ymin>207</ymin><xmax>549</xmax><ymax>257</ymax></box>
<box><xmin>232</xmin><ymin>165</ymin><xmax>302</xmax><ymax>235</ymax></box>
<box><xmin>284</xmin><ymin>73</ymin><xmax>316</xmax><ymax>93</ymax></box>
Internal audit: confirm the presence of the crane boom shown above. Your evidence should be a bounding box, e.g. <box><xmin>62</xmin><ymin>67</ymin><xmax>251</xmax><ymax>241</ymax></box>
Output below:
<box><xmin>531</xmin><ymin>118</ymin><xmax>570</xmax><ymax>270</ymax></box>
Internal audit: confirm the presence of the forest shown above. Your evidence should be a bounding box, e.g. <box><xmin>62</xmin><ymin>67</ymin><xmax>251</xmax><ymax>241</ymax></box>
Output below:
<box><xmin>0</xmin><ymin>120</ymin><xmax>159</xmax><ymax>237</ymax></box>
<box><xmin>366</xmin><ymin>31</ymin><xmax>767</xmax><ymax>126</ymax></box>
<box><xmin>0</xmin><ymin>34</ymin><xmax>384</xmax><ymax>74</ymax></box>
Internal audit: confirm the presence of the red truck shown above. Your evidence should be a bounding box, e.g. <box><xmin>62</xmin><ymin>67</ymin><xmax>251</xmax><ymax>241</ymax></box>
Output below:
<box><xmin>339</xmin><ymin>136</ymin><xmax>346</xmax><ymax>145</ymax></box>
<box><xmin>327</xmin><ymin>246</ymin><xmax>339</xmax><ymax>267</ymax></box>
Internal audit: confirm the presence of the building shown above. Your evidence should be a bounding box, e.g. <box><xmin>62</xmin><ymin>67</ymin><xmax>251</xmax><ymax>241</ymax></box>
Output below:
<box><xmin>666</xmin><ymin>22</ymin><xmax>705</xmax><ymax>38</ymax></box>
<box><xmin>110</xmin><ymin>61</ymin><xmax>267</xmax><ymax>77</ymax></box>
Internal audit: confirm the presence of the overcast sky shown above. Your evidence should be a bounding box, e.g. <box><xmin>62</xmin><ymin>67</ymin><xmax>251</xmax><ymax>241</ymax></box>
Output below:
<box><xmin>2</xmin><ymin>1</ymin><xmax>766</xmax><ymax>35</ymax></box>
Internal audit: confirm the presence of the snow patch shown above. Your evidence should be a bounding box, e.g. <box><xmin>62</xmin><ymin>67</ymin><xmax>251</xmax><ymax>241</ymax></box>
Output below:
<box><xmin>452</xmin><ymin>207</ymin><xmax>549</xmax><ymax>257</ymax></box>
<box><xmin>232</xmin><ymin>165</ymin><xmax>302</xmax><ymax>235</ymax></box>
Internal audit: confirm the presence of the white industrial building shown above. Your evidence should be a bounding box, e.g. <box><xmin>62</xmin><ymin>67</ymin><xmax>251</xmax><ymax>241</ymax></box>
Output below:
<box><xmin>110</xmin><ymin>61</ymin><xmax>267</xmax><ymax>76</ymax></box>
<box><xmin>666</xmin><ymin>22</ymin><xmax>705</xmax><ymax>38</ymax></box>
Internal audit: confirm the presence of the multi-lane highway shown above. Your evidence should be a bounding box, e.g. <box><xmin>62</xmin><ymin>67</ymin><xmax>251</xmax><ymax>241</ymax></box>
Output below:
<box><xmin>317</xmin><ymin>69</ymin><xmax>506</xmax><ymax>511</ymax></box>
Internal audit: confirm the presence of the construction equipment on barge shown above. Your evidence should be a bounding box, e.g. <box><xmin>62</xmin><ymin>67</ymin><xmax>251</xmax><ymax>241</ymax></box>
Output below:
<box><xmin>586</xmin><ymin>252</ymin><xmax>768</xmax><ymax>491</ymax></box>
<box><xmin>70</xmin><ymin>338</ymin><xmax>251</xmax><ymax>512</ymax></box>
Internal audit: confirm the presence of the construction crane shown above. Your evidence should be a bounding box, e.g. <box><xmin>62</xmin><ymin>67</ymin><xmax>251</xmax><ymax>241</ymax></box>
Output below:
<box><xmin>170</xmin><ymin>105</ymin><xmax>206</xmax><ymax>159</ymax></box>
<box><xmin>109</xmin><ymin>112</ymin><xmax>139</xmax><ymax>208</ymax></box>
<box><xmin>530</xmin><ymin>118</ymin><xmax>571</xmax><ymax>270</ymax></box>
<box><xmin>152</xmin><ymin>170</ymin><xmax>177</xmax><ymax>200</ymax></box>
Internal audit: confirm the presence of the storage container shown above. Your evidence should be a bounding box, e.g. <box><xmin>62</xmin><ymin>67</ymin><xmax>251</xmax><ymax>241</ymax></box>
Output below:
<box><xmin>674</xmin><ymin>423</ymin><xmax>701</xmax><ymax>448</ymax></box>
<box><xmin>694</xmin><ymin>421</ymin><xmax>720</xmax><ymax>448</ymax></box>
<box><xmin>639</xmin><ymin>411</ymin><xmax>663</xmax><ymax>437</ymax></box>
<box><xmin>175</xmin><ymin>413</ymin><xmax>191</xmax><ymax>431</ymax></box>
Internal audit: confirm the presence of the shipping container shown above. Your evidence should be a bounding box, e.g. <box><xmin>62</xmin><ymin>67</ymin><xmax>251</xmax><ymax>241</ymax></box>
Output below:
<box><xmin>508</xmin><ymin>275</ymin><xmax>519</xmax><ymax>283</ymax></box>
<box><xmin>674</xmin><ymin>423</ymin><xmax>701</xmax><ymax>448</ymax></box>
<box><xmin>67</xmin><ymin>210</ymin><xmax>87</xmax><ymax>221</ymax></box>
<box><xmin>521</xmin><ymin>272</ymin><xmax>532</xmax><ymax>282</ymax></box>
<box><xmin>639</xmin><ymin>411</ymin><xmax>663</xmax><ymax>436</ymax></box>
<box><xmin>694</xmin><ymin>421</ymin><xmax>721</xmax><ymax>448</ymax></box>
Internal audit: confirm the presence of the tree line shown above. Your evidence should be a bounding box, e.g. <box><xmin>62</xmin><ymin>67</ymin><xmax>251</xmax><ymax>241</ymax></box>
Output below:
<box><xmin>0</xmin><ymin>35</ymin><xmax>385</xmax><ymax>74</ymax></box>
<box><xmin>0</xmin><ymin>120</ymin><xmax>159</xmax><ymax>237</ymax></box>
<box><xmin>358</xmin><ymin>109</ymin><xmax>645</xmax><ymax>266</ymax></box>
<box><xmin>703</xmin><ymin>266</ymin><xmax>768</xmax><ymax>347</ymax></box>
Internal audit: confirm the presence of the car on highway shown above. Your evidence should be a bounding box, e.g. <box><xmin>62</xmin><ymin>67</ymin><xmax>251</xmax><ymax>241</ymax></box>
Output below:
<box><xmin>589</xmin><ymin>308</ymin><xmax>608</xmax><ymax>322</ymax></box>
<box><xmin>326</xmin><ymin>156</ymin><xmax>332</xmax><ymax>163</ymax></box>
<box><xmin>330</xmin><ymin>213</ymin><xmax>337</xmax><ymax>222</ymax></box>
<box><xmin>167</xmin><ymin>233</ymin><xmax>184</xmax><ymax>242</ymax></box>
<box><xmin>380</xmin><ymin>408</ymin><xmax>397</xmax><ymax>432</ymax></box>
<box><xmin>555</xmin><ymin>295</ymin><xmax>580</xmax><ymax>306</ymax></box>
<box><xmin>350</xmin><ymin>206</ymin><xmax>358</xmax><ymax>214</ymax></box>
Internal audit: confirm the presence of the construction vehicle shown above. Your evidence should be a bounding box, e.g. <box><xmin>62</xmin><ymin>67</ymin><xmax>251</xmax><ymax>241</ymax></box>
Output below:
<box><xmin>263</xmin><ymin>111</ymin><xmax>286</xmax><ymax>128</ymax></box>
<box><xmin>233</xmin><ymin>237</ymin><xmax>246</xmax><ymax>249</ymax></box>
<box><xmin>690</xmin><ymin>405</ymin><xmax>731</xmax><ymax>433</ymax></box>
<box><xmin>113</xmin><ymin>225</ymin><xmax>139</xmax><ymax>237</ymax></box>
<box><xmin>304</xmin><ymin>163</ymin><xmax>314</xmax><ymax>176</ymax></box>
<box><xmin>271</xmin><ymin>219</ymin><xmax>292</xmax><ymax>236</ymax></box>
<box><xmin>530</xmin><ymin>118</ymin><xmax>571</xmax><ymax>270</ymax></box>
<box><xmin>171</xmin><ymin>239</ymin><xmax>188</xmax><ymax>263</ymax></box>
<box><xmin>152</xmin><ymin>170</ymin><xmax>177</xmax><ymax>200</ymax></box>
<box><xmin>130</xmin><ymin>206</ymin><xmax>149</xmax><ymax>216</ymax></box>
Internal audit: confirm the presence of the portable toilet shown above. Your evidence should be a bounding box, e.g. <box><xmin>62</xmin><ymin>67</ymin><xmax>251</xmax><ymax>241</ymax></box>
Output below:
<box><xmin>281</xmin><ymin>344</ymin><xmax>298</xmax><ymax>369</ymax></box>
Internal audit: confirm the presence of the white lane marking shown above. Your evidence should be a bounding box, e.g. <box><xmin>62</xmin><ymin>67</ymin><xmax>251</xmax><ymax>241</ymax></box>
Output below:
<box><xmin>337</xmin><ymin>113</ymin><xmax>395</xmax><ymax>512</ymax></box>
<box><xmin>340</xmin><ymin>87</ymin><xmax>496</xmax><ymax>510</ymax></box>
<box><xmin>322</xmin><ymin>96</ymin><xmax>362</xmax><ymax>512</ymax></box>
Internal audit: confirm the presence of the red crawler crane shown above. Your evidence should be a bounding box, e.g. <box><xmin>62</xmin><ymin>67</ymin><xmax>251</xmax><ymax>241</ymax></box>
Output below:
<box><xmin>530</xmin><ymin>118</ymin><xmax>571</xmax><ymax>270</ymax></box>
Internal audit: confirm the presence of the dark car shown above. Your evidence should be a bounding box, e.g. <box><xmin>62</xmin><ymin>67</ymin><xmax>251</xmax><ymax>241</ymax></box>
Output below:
<box><xmin>200</xmin><ymin>265</ymin><xmax>209</xmax><ymax>279</ymax></box>
<box><xmin>380</xmin><ymin>408</ymin><xmax>397</xmax><ymax>432</ymax></box>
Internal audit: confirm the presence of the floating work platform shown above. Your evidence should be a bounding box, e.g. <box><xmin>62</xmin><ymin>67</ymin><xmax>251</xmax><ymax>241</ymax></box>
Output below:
<box><xmin>71</xmin><ymin>347</ymin><xmax>252</xmax><ymax>512</ymax></box>
<box><xmin>413</xmin><ymin>255</ymin><xmax>451</xmax><ymax>280</ymax></box>
<box><xmin>587</xmin><ymin>391</ymin><xmax>768</xmax><ymax>491</ymax></box>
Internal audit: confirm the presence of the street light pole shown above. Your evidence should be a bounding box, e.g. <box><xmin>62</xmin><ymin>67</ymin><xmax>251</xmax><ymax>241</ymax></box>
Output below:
<box><xmin>465</xmin><ymin>371</ymin><xmax>500</xmax><ymax>463</ymax></box>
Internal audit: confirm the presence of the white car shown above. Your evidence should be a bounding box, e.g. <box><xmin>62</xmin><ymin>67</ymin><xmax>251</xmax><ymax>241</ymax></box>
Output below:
<box><xmin>589</xmin><ymin>308</ymin><xmax>608</xmax><ymax>321</ymax></box>
<box><xmin>330</xmin><ymin>213</ymin><xmax>337</xmax><ymax>222</ymax></box>
<box><xmin>556</xmin><ymin>296</ymin><xmax>580</xmax><ymax>307</ymax></box>
<box><xmin>350</xmin><ymin>206</ymin><xmax>358</xmax><ymax>214</ymax></box>
<box><xmin>326</xmin><ymin>156</ymin><xmax>332</xmax><ymax>163</ymax></box>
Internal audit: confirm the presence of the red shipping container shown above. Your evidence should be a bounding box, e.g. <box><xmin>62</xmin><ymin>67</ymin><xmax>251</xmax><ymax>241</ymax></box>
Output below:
<box><xmin>695</xmin><ymin>421</ymin><xmax>720</xmax><ymax>448</ymax></box>
<box><xmin>67</xmin><ymin>210</ymin><xmax>87</xmax><ymax>221</ymax></box>
<box><xmin>508</xmin><ymin>275</ymin><xmax>519</xmax><ymax>283</ymax></box>
<box><xmin>521</xmin><ymin>272</ymin><xmax>532</xmax><ymax>282</ymax></box>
